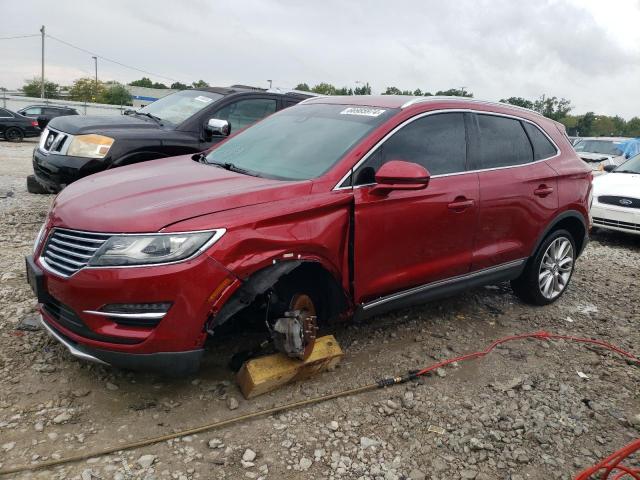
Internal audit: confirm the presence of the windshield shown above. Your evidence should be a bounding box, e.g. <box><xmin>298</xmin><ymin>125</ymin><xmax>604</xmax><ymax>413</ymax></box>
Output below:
<box><xmin>138</xmin><ymin>90</ymin><xmax>222</xmax><ymax>125</ymax></box>
<box><xmin>574</xmin><ymin>139</ymin><xmax>624</xmax><ymax>156</ymax></box>
<box><xmin>614</xmin><ymin>153</ymin><xmax>640</xmax><ymax>174</ymax></box>
<box><xmin>205</xmin><ymin>104</ymin><xmax>397</xmax><ymax>180</ymax></box>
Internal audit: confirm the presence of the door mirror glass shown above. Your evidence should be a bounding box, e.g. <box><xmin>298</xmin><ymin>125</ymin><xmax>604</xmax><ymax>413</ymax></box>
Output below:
<box><xmin>205</xmin><ymin>118</ymin><xmax>231</xmax><ymax>137</ymax></box>
<box><xmin>370</xmin><ymin>160</ymin><xmax>430</xmax><ymax>195</ymax></box>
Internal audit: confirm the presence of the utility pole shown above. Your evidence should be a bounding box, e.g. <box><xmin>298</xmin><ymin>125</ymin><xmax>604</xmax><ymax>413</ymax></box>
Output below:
<box><xmin>267</xmin><ymin>79</ymin><xmax>272</xmax><ymax>89</ymax></box>
<box><xmin>40</xmin><ymin>25</ymin><xmax>45</xmax><ymax>99</ymax></box>
<box><xmin>92</xmin><ymin>56</ymin><xmax>98</xmax><ymax>99</ymax></box>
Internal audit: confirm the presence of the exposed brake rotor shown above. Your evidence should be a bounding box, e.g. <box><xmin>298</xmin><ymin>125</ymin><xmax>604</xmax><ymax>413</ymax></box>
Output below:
<box><xmin>271</xmin><ymin>293</ymin><xmax>318</xmax><ymax>360</ymax></box>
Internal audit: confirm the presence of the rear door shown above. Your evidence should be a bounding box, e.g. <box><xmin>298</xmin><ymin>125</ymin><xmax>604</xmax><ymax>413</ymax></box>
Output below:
<box><xmin>351</xmin><ymin>112</ymin><xmax>479</xmax><ymax>303</ymax></box>
<box><xmin>468</xmin><ymin>113</ymin><xmax>559</xmax><ymax>270</ymax></box>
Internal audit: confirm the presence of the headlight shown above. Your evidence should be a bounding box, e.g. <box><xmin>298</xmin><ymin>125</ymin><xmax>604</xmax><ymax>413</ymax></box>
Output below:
<box><xmin>33</xmin><ymin>224</ymin><xmax>46</xmax><ymax>253</ymax></box>
<box><xmin>88</xmin><ymin>230</ymin><xmax>225</xmax><ymax>267</ymax></box>
<box><xmin>67</xmin><ymin>134</ymin><xmax>114</xmax><ymax>158</ymax></box>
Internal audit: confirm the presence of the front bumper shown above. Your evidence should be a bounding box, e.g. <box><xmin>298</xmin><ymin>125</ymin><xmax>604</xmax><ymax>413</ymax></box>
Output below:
<box><xmin>32</xmin><ymin>148</ymin><xmax>108</xmax><ymax>192</ymax></box>
<box><xmin>592</xmin><ymin>203</ymin><xmax>640</xmax><ymax>235</ymax></box>
<box><xmin>27</xmin><ymin>250</ymin><xmax>238</xmax><ymax>373</ymax></box>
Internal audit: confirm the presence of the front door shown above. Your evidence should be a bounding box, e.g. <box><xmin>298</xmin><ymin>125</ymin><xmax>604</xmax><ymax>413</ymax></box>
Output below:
<box><xmin>350</xmin><ymin>112</ymin><xmax>479</xmax><ymax>304</ymax></box>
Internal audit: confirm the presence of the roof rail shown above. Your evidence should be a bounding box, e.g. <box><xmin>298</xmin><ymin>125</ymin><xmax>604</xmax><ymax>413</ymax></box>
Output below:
<box><xmin>266</xmin><ymin>87</ymin><xmax>321</xmax><ymax>97</ymax></box>
<box><xmin>401</xmin><ymin>96</ymin><xmax>540</xmax><ymax>115</ymax></box>
<box><xmin>229</xmin><ymin>84</ymin><xmax>266</xmax><ymax>91</ymax></box>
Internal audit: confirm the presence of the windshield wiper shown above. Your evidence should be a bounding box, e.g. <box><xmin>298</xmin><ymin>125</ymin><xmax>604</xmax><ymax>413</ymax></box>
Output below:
<box><xmin>211</xmin><ymin>161</ymin><xmax>261</xmax><ymax>177</ymax></box>
<box><xmin>613</xmin><ymin>170</ymin><xmax>638</xmax><ymax>174</ymax></box>
<box><xmin>132</xmin><ymin>111</ymin><xmax>163</xmax><ymax>125</ymax></box>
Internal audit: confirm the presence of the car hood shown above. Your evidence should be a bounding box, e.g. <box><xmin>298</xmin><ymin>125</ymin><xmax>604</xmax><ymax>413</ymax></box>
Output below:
<box><xmin>593</xmin><ymin>172</ymin><xmax>640</xmax><ymax>198</ymax></box>
<box><xmin>49</xmin><ymin>156</ymin><xmax>312</xmax><ymax>232</ymax></box>
<box><xmin>49</xmin><ymin>114</ymin><xmax>158</xmax><ymax>135</ymax></box>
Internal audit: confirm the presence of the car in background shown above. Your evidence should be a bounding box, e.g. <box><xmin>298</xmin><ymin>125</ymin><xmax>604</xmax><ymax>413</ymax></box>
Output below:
<box><xmin>591</xmin><ymin>153</ymin><xmax>640</xmax><ymax>235</ymax></box>
<box><xmin>29</xmin><ymin>86</ymin><xmax>314</xmax><ymax>193</ymax></box>
<box><xmin>17</xmin><ymin>105</ymin><xmax>79</xmax><ymax>130</ymax></box>
<box><xmin>568</xmin><ymin>136</ymin><xmax>582</xmax><ymax>146</ymax></box>
<box><xmin>26</xmin><ymin>95</ymin><xmax>591</xmax><ymax>374</ymax></box>
<box><xmin>573</xmin><ymin>137</ymin><xmax>630</xmax><ymax>174</ymax></box>
<box><xmin>0</xmin><ymin>107</ymin><xmax>40</xmax><ymax>142</ymax></box>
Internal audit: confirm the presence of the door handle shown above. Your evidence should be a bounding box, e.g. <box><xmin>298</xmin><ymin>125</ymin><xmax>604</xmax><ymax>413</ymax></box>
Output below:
<box><xmin>534</xmin><ymin>185</ymin><xmax>554</xmax><ymax>197</ymax></box>
<box><xmin>447</xmin><ymin>198</ymin><xmax>475</xmax><ymax>211</ymax></box>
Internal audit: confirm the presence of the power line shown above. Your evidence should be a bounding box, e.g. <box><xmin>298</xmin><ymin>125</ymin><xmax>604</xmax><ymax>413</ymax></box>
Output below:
<box><xmin>45</xmin><ymin>33</ymin><xmax>182</xmax><ymax>83</ymax></box>
<box><xmin>0</xmin><ymin>34</ymin><xmax>40</xmax><ymax>40</ymax></box>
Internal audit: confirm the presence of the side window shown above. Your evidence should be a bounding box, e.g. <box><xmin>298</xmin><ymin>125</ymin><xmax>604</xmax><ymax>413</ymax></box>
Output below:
<box><xmin>353</xmin><ymin>113</ymin><xmax>467</xmax><ymax>185</ymax></box>
<box><xmin>522</xmin><ymin>122</ymin><xmax>557</xmax><ymax>160</ymax></box>
<box><xmin>24</xmin><ymin>107</ymin><xmax>42</xmax><ymax>115</ymax></box>
<box><xmin>214</xmin><ymin>98</ymin><xmax>277</xmax><ymax>133</ymax></box>
<box><xmin>474</xmin><ymin>114</ymin><xmax>533</xmax><ymax>169</ymax></box>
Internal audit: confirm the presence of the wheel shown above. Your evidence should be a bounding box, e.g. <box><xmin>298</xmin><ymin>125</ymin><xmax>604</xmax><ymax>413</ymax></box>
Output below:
<box><xmin>511</xmin><ymin>229</ymin><xmax>576</xmax><ymax>306</ymax></box>
<box><xmin>4</xmin><ymin>127</ymin><xmax>24</xmax><ymax>142</ymax></box>
<box><xmin>26</xmin><ymin>175</ymin><xmax>50</xmax><ymax>194</ymax></box>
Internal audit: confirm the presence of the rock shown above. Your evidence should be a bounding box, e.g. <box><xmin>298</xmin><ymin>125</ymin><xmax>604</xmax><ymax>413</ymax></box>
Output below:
<box><xmin>34</xmin><ymin>421</ymin><xmax>44</xmax><ymax>432</ymax></box>
<box><xmin>409</xmin><ymin>469</ymin><xmax>426</xmax><ymax>480</ymax></box>
<box><xmin>81</xmin><ymin>469</ymin><xmax>93</xmax><ymax>480</ymax></box>
<box><xmin>53</xmin><ymin>412</ymin><xmax>71</xmax><ymax>424</ymax></box>
<box><xmin>360</xmin><ymin>437</ymin><xmax>379</xmax><ymax>449</ymax></box>
<box><xmin>242</xmin><ymin>449</ymin><xmax>256</xmax><ymax>462</ymax></box>
<box><xmin>328</xmin><ymin>420</ymin><xmax>339</xmax><ymax>431</ymax></box>
<box><xmin>460</xmin><ymin>469</ymin><xmax>478</xmax><ymax>479</ymax></box>
<box><xmin>208</xmin><ymin>438</ymin><xmax>223</xmax><ymax>449</ymax></box>
<box><xmin>432</xmin><ymin>457</ymin><xmax>447</xmax><ymax>472</ymax></box>
<box><xmin>227</xmin><ymin>396</ymin><xmax>239</xmax><ymax>410</ymax></box>
<box><xmin>2</xmin><ymin>441</ymin><xmax>16</xmax><ymax>452</ymax></box>
<box><xmin>106</xmin><ymin>382</ymin><xmax>119</xmax><ymax>391</ymax></box>
<box><xmin>299</xmin><ymin>457</ymin><xmax>312</xmax><ymax>471</ymax></box>
<box><xmin>436</xmin><ymin>368</ymin><xmax>447</xmax><ymax>378</ymax></box>
<box><xmin>72</xmin><ymin>389</ymin><xmax>91</xmax><ymax>398</ymax></box>
<box><xmin>136</xmin><ymin>454</ymin><xmax>156</xmax><ymax>469</ymax></box>
<box><xmin>386</xmin><ymin>399</ymin><xmax>400</xmax><ymax>410</ymax></box>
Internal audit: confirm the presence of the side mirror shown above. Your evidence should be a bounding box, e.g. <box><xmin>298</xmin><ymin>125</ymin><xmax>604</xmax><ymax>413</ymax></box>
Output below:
<box><xmin>603</xmin><ymin>164</ymin><xmax>616</xmax><ymax>173</ymax></box>
<box><xmin>205</xmin><ymin>118</ymin><xmax>231</xmax><ymax>137</ymax></box>
<box><xmin>370</xmin><ymin>160</ymin><xmax>430</xmax><ymax>196</ymax></box>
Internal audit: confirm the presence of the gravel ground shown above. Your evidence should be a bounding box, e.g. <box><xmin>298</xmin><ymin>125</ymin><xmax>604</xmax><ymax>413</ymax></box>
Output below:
<box><xmin>0</xmin><ymin>139</ymin><xmax>638</xmax><ymax>480</ymax></box>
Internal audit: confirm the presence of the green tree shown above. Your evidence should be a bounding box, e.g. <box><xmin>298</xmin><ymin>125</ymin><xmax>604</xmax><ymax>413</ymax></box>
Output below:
<box><xmin>383</xmin><ymin>86</ymin><xmax>402</xmax><ymax>95</ymax></box>
<box><xmin>294</xmin><ymin>83</ymin><xmax>310</xmax><ymax>92</ymax></box>
<box><xmin>575</xmin><ymin>112</ymin><xmax>595</xmax><ymax>137</ymax></box>
<box><xmin>625</xmin><ymin>117</ymin><xmax>640</xmax><ymax>137</ymax></box>
<box><xmin>592</xmin><ymin>115</ymin><xmax>617</xmax><ymax>137</ymax></box>
<box><xmin>500</xmin><ymin>97</ymin><xmax>534</xmax><ymax>109</ymax></box>
<box><xmin>353</xmin><ymin>82</ymin><xmax>372</xmax><ymax>95</ymax></box>
<box><xmin>152</xmin><ymin>82</ymin><xmax>168</xmax><ymax>89</ymax></box>
<box><xmin>191</xmin><ymin>80</ymin><xmax>209</xmax><ymax>88</ymax></box>
<box><xmin>129</xmin><ymin>77</ymin><xmax>154</xmax><ymax>88</ymax></box>
<box><xmin>170</xmin><ymin>82</ymin><xmax>189</xmax><ymax>90</ymax></box>
<box><xmin>435</xmin><ymin>88</ymin><xmax>473</xmax><ymax>97</ymax></box>
<box><xmin>69</xmin><ymin>77</ymin><xmax>106</xmax><ymax>102</ymax></box>
<box><xmin>533</xmin><ymin>95</ymin><xmax>572</xmax><ymax>121</ymax></box>
<box><xmin>100</xmin><ymin>82</ymin><xmax>132</xmax><ymax>105</ymax></box>
<box><xmin>21</xmin><ymin>77</ymin><xmax>60</xmax><ymax>98</ymax></box>
<box><xmin>311</xmin><ymin>83</ymin><xmax>337</xmax><ymax>95</ymax></box>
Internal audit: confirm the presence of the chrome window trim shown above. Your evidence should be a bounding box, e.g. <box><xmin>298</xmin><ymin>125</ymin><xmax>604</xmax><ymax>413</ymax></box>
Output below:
<box><xmin>38</xmin><ymin>228</ymin><xmax>226</xmax><ymax>278</ymax></box>
<box><xmin>362</xmin><ymin>258</ymin><xmax>527</xmax><ymax>311</ymax></box>
<box><xmin>333</xmin><ymin>108</ymin><xmax>561</xmax><ymax>191</ymax></box>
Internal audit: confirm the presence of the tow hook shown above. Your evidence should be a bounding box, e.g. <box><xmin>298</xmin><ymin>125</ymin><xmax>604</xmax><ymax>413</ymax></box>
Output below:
<box><xmin>272</xmin><ymin>308</ymin><xmax>318</xmax><ymax>360</ymax></box>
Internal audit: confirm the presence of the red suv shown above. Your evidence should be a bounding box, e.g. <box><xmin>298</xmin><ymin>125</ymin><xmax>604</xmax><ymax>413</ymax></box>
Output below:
<box><xmin>26</xmin><ymin>96</ymin><xmax>591</xmax><ymax>374</ymax></box>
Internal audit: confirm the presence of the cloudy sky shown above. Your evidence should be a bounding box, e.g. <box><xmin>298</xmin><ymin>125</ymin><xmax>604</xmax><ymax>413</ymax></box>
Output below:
<box><xmin>2</xmin><ymin>0</ymin><xmax>639</xmax><ymax>118</ymax></box>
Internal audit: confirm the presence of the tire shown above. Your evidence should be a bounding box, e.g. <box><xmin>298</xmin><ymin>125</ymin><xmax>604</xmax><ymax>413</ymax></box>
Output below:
<box><xmin>4</xmin><ymin>127</ymin><xmax>24</xmax><ymax>142</ymax></box>
<box><xmin>26</xmin><ymin>174</ymin><xmax>50</xmax><ymax>194</ymax></box>
<box><xmin>511</xmin><ymin>229</ymin><xmax>576</xmax><ymax>306</ymax></box>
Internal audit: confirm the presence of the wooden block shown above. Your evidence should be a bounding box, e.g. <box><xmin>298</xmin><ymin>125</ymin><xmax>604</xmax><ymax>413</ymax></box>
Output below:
<box><xmin>237</xmin><ymin>335</ymin><xmax>343</xmax><ymax>399</ymax></box>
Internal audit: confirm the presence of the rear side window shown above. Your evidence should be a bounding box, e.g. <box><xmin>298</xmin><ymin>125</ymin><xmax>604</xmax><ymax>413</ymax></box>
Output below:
<box><xmin>522</xmin><ymin>122</ymin><xmax>557</xmax><ymax>160</ymax></box>
<box><xmin>0</xmin><ymin>108</ymin><xmax>13</xmax><ymax>117</ymax></box>
<box><xmin>474</xmin><ymin>114</ymin><xmax>533</xmax><ymax>169</ymax></box>
<box><xmin>353</xmin><ymin>112</ymin><xmax>467</xmax><ymax>185</ymax></box>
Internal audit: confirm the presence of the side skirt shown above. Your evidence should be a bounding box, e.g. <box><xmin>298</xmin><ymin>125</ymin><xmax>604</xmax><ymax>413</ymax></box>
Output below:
<box><xmin>356</xmin><ymin>258</ymin><xmax>527</xmax><ymax>320</ymax></box>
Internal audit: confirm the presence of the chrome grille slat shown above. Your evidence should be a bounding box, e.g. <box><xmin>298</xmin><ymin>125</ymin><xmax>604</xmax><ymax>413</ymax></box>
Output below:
<box><xmin>41</xmin><ymin>228</ymin><xmax>114</xmax><ymax>277</ymax></box>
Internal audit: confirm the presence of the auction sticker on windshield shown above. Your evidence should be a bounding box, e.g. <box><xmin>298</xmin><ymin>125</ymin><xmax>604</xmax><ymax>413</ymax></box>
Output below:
<box><xmin>340</xmin><ymin>107</ymin><xmax>386</xmax><ymax>117</ymax></box>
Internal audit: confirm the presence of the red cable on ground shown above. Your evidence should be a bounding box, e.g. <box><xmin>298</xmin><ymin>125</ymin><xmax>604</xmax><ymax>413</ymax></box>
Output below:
<box><xmin>409</xmin><ymin>330</ymin><xmax>639</xmax><ymax>480</ymax></box>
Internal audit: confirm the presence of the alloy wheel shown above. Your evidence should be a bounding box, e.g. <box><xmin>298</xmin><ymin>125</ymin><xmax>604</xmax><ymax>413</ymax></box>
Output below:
<box><xmin>538</xmin><ymin>236</ymin><xmax>574</xmax><ymax>300</ymax></box>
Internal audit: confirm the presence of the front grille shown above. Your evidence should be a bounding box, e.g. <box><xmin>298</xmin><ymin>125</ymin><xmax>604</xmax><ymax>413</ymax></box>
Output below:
<box><xmin>39</xmin><ymin>127</ymin><xmax>70</xmax><ymax>154</ymax></box>
<box><xmin>597</xmin><ymin>195</ymin><xmax>640</xmax><ymax>209</ymax></box>
<box><xmin>41</xmin><ymin>228</ymin><xmax>112</xmax><ymax>277</ymax></box>
<box><xmin>42</xmin><ymin>297</ymin><xmax>141</xmax><ymax>344</ymax></box>
<box><xmin>593</xmin><ymin>217</ymin><xmax>640</xmax><ymax>232</ymax></box>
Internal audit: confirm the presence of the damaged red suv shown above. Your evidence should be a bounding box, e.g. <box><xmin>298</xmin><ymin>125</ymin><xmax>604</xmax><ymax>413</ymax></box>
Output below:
<box><xmin>26</xmin><ymin>96</ymin><xmax>591</xmax><ymax>374</ymax></box>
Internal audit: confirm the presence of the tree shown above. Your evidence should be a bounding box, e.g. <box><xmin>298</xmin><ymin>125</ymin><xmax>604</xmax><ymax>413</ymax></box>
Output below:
<box><xmin>294</xmin><ymin>83</ymin><xmax>310</xmax><ymax>92</ymax></box>
<box><xmin>625</xmin><ymin>117</ymin><xmax>640</xmax><ymax>137</ymax></box>
<box><xmin>100</xmin><ymin>82</ymin><xmax>132</xmax><ymax>105</ymax></box>
<box><xmin>191</xmin><ymin>80</ymin><xmax>209</xmax><ymax>88</ymax></box>
<box><xmin>21</xmin><ymin>77</ymin><xmax>60</xmax><ymax>98</ymax></box>
<box><xmin>382</xmin><ymin>86</ymin><xmax>414</xmax><ymax>95</ymax></box>
<box><xmin>152</xmin><ymin>82</ymin><xmax>168</xmax><ymax>89</ymax></box>
<box><xmin>170</xmin><ymin>82</ymin><xmax>189</xmax><ymax>90</ymax></box>
<box><xmin>435</xmin><ymin>88</ymin><xmax>473</xmax><ymax>97</ymax></box>
<box><xmin>69</xmin><ymin>77</ymin><xmax>106</xmax><ymax>102</ymax></box>
<box><xmin>353</xmin><ymin>82</ymin><xmax>372</xmax><ymax>95</ymax></box>
<box><xmin>533</xmin><ymin>95</ymin><xmax>572</xmax><ymax>121</ymax></box>
<box><xmin>500</xmin><ymin>97</ymin><xmax>534</xmax><ymax>109</ymax></box>
<box><xmin>311</xmin><ymin>83</ymin><xmax>337</xmax><ymax>95</ymax></box>
<box><xmin>575</xmin><ymin>112</ymin><xmax>595</xmax><ymax>137</ymax></box>
<box><xmin>129</xmin><ymin>77</ymin><xmax>154</xmax><ymax>88</ymax></box>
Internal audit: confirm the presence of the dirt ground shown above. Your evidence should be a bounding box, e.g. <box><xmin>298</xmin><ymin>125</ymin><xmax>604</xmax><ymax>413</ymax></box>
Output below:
<box><xmin>0</xmin><ymin>139</ymin><xmax>638</xmax><ymax>480</ymax></box>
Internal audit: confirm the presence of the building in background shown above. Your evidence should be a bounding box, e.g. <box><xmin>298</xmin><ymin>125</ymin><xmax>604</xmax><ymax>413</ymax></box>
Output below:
<box><xmin>124</xmin><ymin>85</ymin><xmax>177</xmax><ymax>108</ymax></box>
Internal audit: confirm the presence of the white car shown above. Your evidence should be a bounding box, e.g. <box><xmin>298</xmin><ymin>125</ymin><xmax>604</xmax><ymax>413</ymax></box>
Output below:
<box><xmin>574</xmin><ymin>137</ymin><xmax>630</xmax><ymax>175</ymax></box>
<box><xmin>591</xmin><ymin>154</ymin><xmax>640</xmax><ymax>235</ymax></box>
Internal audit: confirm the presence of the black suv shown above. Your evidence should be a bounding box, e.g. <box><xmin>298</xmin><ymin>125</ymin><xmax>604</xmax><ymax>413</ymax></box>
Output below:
<box><xmin>18</xmin><ymin>105</ymin><xmax>79</xmax><ymax>129</ymax></box>
<box><xmin>29</xmin><ymin>86</ymin><xmax>313</xmax><ymax>193</ymax></box>
<box><xmin>0</xmin><ymin>108</ymin><xmax>40</xmax><ymax>142</ymax></box>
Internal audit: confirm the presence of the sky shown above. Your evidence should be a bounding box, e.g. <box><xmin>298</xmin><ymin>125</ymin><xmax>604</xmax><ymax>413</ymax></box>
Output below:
<box><xmin>1</xmin><ymin>0</ymin><xmax>639</xmax><ymax>118</ymax></box>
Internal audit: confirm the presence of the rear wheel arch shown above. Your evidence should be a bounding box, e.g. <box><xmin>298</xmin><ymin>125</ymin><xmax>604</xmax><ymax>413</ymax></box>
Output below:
<box><xmin>531</xmin><ymin>210</ymin><xmax>587</xmax><ymax>258</ymax></box>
